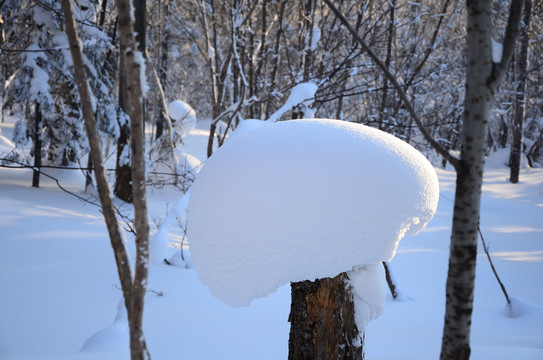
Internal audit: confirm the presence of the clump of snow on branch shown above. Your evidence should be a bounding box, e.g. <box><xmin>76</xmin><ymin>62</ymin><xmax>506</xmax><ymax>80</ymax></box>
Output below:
<box><xmin>229</xmin><ymin>82</ymin><xmax>318</xmax><ymax>141</ymax></box>
<box><xmin>187</xmin><ymin>119</ymin><xmax>439</xmax><ymax>310</ymax></box>
<box><xmin>168</xmin><ymin>100</ymin><xmax>197</xmax><ymax>138</ymax></box>
<box><xmin>134</xmin><ymin>50</ymin><xmax>149</xmax><ymax>96</ymax></box>
<box><xmin>310</xmin><ymin>26</ymin><xmax>321</xmax><ymax>51</ymax></box>
<box><xmin>266</xmin><ymin>83</ymin><xmax>318</xmax><ymax>123</ymax></box>
<box><xmin>491</xmin><ymin>38</ymin><xmax>503</xmax><ymax>63</ymax></box>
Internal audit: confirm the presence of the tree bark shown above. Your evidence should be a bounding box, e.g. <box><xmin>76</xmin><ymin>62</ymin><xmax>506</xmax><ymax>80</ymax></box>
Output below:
<box><xmin>115</xmin><ymin>0</ymin><xmax>151</xmax><ymax>357</ymax></box>
<box><xmin>114</xmin><ymin>0</ymin><xmax>146</xmax><ymax>202</ymax></box>
<box><xmin>114</xmin><ymin>50</ymin><xmax>133</xmax><ymax>202</ymax></box>
<box><xmin>510</xmin><ymin>0</ymin><xmax>532</xmax><ymax>183</ymax></box>
<box><xmin>288</xmin><ymin>272</ymin><xmax>363</xmax><ymax>360</ymax></box>
<box><xmin>32</xmin><ymin>102</ymin><xmax>42</xmax><ymax>188</ymax></box>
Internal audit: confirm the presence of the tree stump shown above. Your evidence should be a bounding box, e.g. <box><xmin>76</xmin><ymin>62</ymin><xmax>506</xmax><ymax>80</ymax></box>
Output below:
<box><xmin>288</xmin><ymin>272</ymin><xmax>363</xmax><ymax>360</ymax></box>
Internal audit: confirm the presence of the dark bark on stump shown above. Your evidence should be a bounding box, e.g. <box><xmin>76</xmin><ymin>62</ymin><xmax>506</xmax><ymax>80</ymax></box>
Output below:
<box><xmin>288</xmin><ymin>272</ymin><xmax>363</xmax><ymax>360</ymax></box>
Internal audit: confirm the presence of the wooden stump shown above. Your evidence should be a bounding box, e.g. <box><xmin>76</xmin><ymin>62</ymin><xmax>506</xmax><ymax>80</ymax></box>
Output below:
<box><xmin>288</xmin><ymin>272</ymin><xmax>363</xmax><ymax>360</ymax></box>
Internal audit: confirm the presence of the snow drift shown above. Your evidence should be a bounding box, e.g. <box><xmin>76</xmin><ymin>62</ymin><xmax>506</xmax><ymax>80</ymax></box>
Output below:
<box><xmin>187</xmin><ymin>119</ymin><xmax>439</xmax><ymax>307</ymax></box>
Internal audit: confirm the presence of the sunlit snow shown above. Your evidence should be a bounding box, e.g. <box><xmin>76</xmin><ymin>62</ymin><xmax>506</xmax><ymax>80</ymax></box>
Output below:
<box><xmin>187</xmin><ymin>119</ymin><xmax>439</xmax><ymax>308</ymax></box>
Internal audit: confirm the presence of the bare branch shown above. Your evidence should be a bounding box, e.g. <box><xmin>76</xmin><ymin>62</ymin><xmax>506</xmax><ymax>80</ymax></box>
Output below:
<box><xmin>323</xmin><ymin>0</ymin><xmax>460</xmax><ymax>170</ymax></box>
<box><xmin>478</xmin><ymin>227</ymin><xmax>512</xmax><ymax>311</ymax></box>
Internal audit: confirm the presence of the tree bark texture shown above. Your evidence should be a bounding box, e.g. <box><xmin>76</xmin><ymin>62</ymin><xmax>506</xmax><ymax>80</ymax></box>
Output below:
<box><xmin>288</xmin><ymin>272</ymin><xmax>363</xmax><ymax>360</ymax></box>
<box><xmin>510</xmin><ymin>0</ymin><xmax>532</xmax><ymax>183</ymax></box>
<box><xmin>440</xmin><ymin>0</ymin><xmax>524</xmax><ymax>359</ymax></box>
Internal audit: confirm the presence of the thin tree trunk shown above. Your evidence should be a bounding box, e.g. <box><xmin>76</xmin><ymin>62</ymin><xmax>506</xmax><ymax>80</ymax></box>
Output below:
<box><xmin>32</xmin><ymin>102</ymin><xmax>42</xmax><ymax>188</ymax></box>
<box><xmin>510</xmin><ymin>0</ymin><xmax>532</xmax><ymax>183</ymax></box>
<box><xmin>115</xmin><ymin>0</ymin><xmax>152</xmax><ymax>358</ymax></box>
<box><xmin>288</xmin><ymin>272</ymin><xmax>363</xmax><ymax>359</ymax></box>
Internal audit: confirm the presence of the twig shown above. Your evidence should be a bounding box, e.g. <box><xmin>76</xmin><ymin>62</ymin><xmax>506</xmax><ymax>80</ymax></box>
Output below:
<box><xmin>478</xmin><ymin>227</ymin><xmax>512</xmax><ymax>311</ymax></box>
<box><xmin>382</xmin><ymin>262</ymin><xmax>398</xmax><ymax>299</ymax></box>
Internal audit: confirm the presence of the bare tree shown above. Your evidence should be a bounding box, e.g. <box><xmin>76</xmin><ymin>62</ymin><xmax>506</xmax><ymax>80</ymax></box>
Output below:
<box><xmin>60</xmin><ymin>0</ymin><xmax>151</xmax><ymax>359</ymax></box>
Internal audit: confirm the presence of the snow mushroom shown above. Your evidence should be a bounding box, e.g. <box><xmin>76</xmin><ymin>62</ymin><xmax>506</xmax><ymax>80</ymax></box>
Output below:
<box><xmin>186</xmin><ymin>119</ymin><xmax>439</xmax><ymax>309</ymax></box>
<box><xmin>167</xmin><ymin>100</ymin><xmax>196</xmax><ymax>137</ymax></box>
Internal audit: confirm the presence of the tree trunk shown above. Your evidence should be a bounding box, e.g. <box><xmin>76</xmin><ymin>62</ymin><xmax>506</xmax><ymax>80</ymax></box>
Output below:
<box><xmin>114</xmin><ymin>51</ymin><xmax>133</xmax><ymax>202</ymax></box>
<box><xmin>114</xmin><ymin>0</ymin><xmax>146</xmax><ymax>202</ymax></box>
<box><xmin>288</xmin><ymin>272</ymin><xmax>363</xmax><ymax>360</ymax></box>
<box><xmin>32</xmin><ymin>102</ymin><xmax>42</xmax><ymax>188</ymax></box>
<box><xmin>440</xmin><ymin>0</ymin><xmax>524</xmax><ymax>359</ymax></box>
<box><xmin>115</xmin><ymin>0</ymin><xmax>151</xmax><ymax>357</ymax></box>
<box><xmin>510</xmin><ymin>0</ymin><xmax>532</xmax><ymax>183</ymax></box>
<box><xmin>155</xmin><ymin>0</ymin><xmax>171</xmax><ymax>141</ymax></box>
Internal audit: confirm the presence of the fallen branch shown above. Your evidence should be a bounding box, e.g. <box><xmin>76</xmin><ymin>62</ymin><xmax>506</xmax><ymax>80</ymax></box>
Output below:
<box><xmin>478</xmin><ymin>227</ymin><xmax>512</xmax><ymax>311</ymax></box>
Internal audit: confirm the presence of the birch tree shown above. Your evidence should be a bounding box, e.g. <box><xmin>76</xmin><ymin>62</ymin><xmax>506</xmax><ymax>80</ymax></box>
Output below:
<box><xmin>440</xmin><ymin>1</ymin><xmax>523</xmax><ymax>358</ymax></box>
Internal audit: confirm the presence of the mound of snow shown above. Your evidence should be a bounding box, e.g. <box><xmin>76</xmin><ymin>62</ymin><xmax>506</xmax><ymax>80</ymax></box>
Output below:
<box><xmin>168</xmin><ymin>100</ymin><xmax>197</xmax><ymax>137</ymax></box>
<box><xmin>228</xmin><ymin>119</ymin><xmax>267</xmax><ymax>141</ymax></box>
<box><xmin>80</xmin><ymin>300</ymin><xmax>128</xmax><ymax>354</ymax></box>
<box><xmin>187</xmin><ymin>119</ymin><xmax>439</xmax><ymax>307</ymax></box>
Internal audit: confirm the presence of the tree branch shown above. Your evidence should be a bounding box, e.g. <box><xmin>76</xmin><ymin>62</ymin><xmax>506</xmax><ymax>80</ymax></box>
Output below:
<box><xmin>323</xmin><ymin>0</ymin><xmax>460</xmax><ymax>170</ymax></box>
<box><xmin>488</xmin><ymin>0</ymin><xmax>525</xmax><ymax>90</ymax></box>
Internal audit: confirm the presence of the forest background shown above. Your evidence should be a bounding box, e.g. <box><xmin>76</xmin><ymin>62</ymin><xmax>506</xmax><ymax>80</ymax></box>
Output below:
<box><xmin>1</xmin><ymin>0</ymin><xmax>542</xmax><ymax>177</ymax></box>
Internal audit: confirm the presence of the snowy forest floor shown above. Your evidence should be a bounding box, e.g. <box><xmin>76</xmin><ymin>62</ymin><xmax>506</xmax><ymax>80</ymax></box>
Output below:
<box><xmin>0</xmin><ymin>120</ymin><xmax>542</xmax><ymax>359</ymax></box>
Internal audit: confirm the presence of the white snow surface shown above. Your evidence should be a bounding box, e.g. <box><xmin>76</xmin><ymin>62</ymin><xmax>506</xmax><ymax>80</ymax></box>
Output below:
<box><xmin>492</xmin><ymin>38</ymin><xmax>503</xmax><ymax>63</ymax></box>
<box><xmin>187</xmin><ymin>119</ymin><xmax>439</xmax><ymax>307</ymax></box>
<box><xmin>348</xmin><ymin>264</ymin><xmax>387</xmax><ymax>330</ymax></box>
<box><xmin>226</xmin><ymin>119</ymin><xmax>267</xmax><ymax>141</ymax></box>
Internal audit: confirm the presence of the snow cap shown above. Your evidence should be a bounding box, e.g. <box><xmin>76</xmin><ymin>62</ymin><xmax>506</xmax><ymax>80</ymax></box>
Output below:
<box><xmin>187</xmin><ymin>119</ymin><xmax>439</xmax><ymax>307</ymax></box>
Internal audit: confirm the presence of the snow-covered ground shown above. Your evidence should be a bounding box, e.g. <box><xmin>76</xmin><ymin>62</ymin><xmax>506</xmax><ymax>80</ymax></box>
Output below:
<box><xmin>0</xmin><ymin>120</ymin><xmax>542</xmax><ymax>359</ymax></box>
